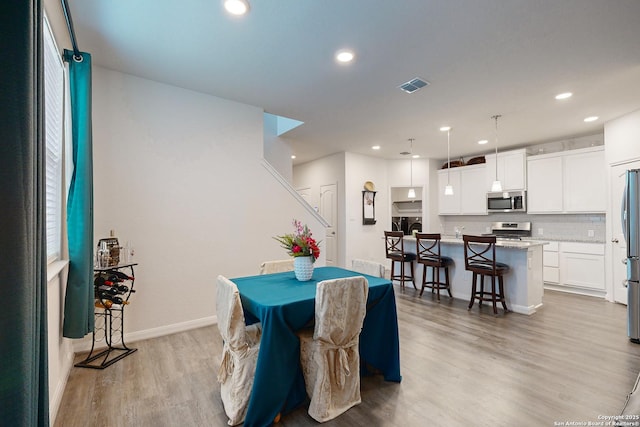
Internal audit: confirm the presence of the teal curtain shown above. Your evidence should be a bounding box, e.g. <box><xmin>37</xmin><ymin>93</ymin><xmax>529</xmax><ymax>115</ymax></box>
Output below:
<box><xmin>62</xmin><ymin>50</ymin><xmax>95</xmax><ymax>338</ymax></box>
<box><xmin>0</xmin><ymin>1</ymin><xmax>50</xmax><ymax>426</ymax></box>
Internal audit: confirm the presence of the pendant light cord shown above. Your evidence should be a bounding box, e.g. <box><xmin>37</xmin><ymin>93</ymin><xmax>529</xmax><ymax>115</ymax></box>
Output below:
<box><xmin>447</xmin><ymin>130</ymin><xmax>451</xmax><ymax>185</ymax></box>
<box><xmin>409</xmin><ymin>138</ymin><xmax>414</xmax><ymax>187</ymax></box>
<box><xmin>492</xmin><ymin>115</ymin><xmax>501</xmax><ymax>181</ymax></box>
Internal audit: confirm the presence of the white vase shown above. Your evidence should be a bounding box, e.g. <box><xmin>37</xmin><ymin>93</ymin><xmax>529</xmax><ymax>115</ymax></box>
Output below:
<box><xmin>293</xmin><ymin>256</ymin><xmax>314</xmax><ymax>281</ymax></box>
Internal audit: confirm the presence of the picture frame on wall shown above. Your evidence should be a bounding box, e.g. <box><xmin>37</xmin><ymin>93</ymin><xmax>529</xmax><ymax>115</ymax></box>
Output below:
<box><xmin>363</xmin><ymin>190</ymin><xmax>376</xmax><ymax>225</ymax></box>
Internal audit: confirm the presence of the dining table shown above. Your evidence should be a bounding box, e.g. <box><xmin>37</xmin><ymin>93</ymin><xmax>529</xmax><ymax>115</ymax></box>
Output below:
<box><xmin>232</xmin><ymin>266</ymin><xmax>402</xmax><ymax>427</ymax></box>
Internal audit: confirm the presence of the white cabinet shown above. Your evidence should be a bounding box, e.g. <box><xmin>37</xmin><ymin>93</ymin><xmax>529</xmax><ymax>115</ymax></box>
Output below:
<box><xmin>543</xmin><ymin>241</ymin><xmax>559</xmax><ymax>284</ymax></box>
<box><xmin>485</xmin><ymin>149</ymin><xmax>527</xmax><ymax>191</ymax></box>
<box><xmin>437</xmin><ymin>168</ymin><xmax>461</xmax><ymax>214</ymax></box>
<box><xmin>527</xmin><ymin>156</ymin><xmax>563</xmax><ymax>212</ymax></box>
<box><xmin>460</xmin><ymin>166</ymin><xmax>488</xmax><ymax>215</ymax></box>
<box><xmin>544</xmin><ymin>241</ymin><xmax>605</xmax><ymax>297</ymax></box>
<box><xmin>437</xmin><ymin>164</ymin><xmax>487</xmax><ymax>215</ymax></box>
<box><xmin>563</xmin><ymin>150</ymin><xmax>607</xmax><ymax>212</ymax></box>
<box><xmin>527</xmin><ymin>146</ymin><xmax>605</xmax><ymax>214</ymax></box>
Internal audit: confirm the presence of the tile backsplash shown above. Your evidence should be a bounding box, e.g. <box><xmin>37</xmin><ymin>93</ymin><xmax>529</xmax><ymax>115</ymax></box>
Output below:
<box><xmin>440</xmin><ymin>213</ymin><xmax>606</xmax><ymax>243</ymax></box>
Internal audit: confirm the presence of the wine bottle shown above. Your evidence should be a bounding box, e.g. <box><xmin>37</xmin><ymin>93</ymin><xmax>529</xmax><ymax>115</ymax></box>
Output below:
<box><xmin>105</xmin><ymin>270</ymin><xmax>134</xmax><ymax>281</ymax></box>
<box><xmin>95</xmin><ymin>299</ymin><xmax>113</xmax><ymax>309</ymax></box>
<box><xmin>115</xmin><ymin>285</ymin><xmax>129</xmax><ymax>294</ymax></box>
<box><xmin>96</xmin><ymin>286</ymin><xmax>119</xmax><ymax>296</ymax></box>
<box><xmin>96</xmin><ymin>293</ymin><xmax>126</xmax><ymax>305</ymax></box>
<box><xmin>94</xmin><ymin>275</ymin><xmax>116</xmax><ymax>287</ymax></box>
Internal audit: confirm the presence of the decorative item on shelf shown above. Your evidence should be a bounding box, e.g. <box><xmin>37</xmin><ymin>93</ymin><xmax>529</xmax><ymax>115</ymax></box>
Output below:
<box><xmin>440</xmin><ymin>159</ymin><xmax>465</xmax><ymax>169</ymax></box>
<box><xmin>466</xmin><ymin>155</ymin><xmax>486</xmax><ymax>165</ymax></box>
<box><xmin>274</xmin><ymin>219</ymin><xmax>321</xmax><ymax>281</ymax></box>
<box><xmin>96</xmin><ymin>237</ymin><xmax>120</xmax><ymax>267</ymax></box>
<box><xmin>362</xmin><ymin>187</ymin><xmax>377</xmax><ymax>225</ymax></box>
<box><xmin>491</xmin><ymin>114</ymin><xmax>503</xmax><ymax>192</ymax></box>
<box><xmin>441</xmin><ymin>126</ymin><xmax>454</xmax><ymax>196</ymax></box>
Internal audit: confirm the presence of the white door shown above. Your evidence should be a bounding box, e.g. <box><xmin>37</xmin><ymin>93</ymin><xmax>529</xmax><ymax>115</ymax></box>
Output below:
<box><xmin>296</xmin><ymin>187</ymin><xmax>316</xmax><ymax>211</ymax></box>
<box><xmin>611</xmin><ymin>161</ymin><xmax>640</xmax><ymax>304</ymax></box>
<box><xmin>320</xmin><ymin>184</ymin><xmax>337</xmax><ymax>266</ymax></box>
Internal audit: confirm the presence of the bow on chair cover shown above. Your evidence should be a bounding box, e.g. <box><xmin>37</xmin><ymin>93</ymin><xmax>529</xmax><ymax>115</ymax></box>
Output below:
<box><xmin>298</xmin><ymin>276</ymin><xmax>369</xmax><ymax>422</ymax></box>
<box><xmin>216</xmin><ymin>276</ymin><xmax>262</xmax><ymax>426</ymax></box>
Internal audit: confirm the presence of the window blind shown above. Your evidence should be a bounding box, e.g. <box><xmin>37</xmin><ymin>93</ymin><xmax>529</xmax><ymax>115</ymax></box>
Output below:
<box><xmin>44</xmin><ymin>16</ymin><xmax>64</xmax><ymax>262</ymax></box>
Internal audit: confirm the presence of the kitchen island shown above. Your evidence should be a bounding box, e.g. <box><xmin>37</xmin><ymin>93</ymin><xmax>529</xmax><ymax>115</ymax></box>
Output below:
<box><xmin>403</xmin><ymin>236</ymin><xmax>546</xmax><ymax>315</ymax></box>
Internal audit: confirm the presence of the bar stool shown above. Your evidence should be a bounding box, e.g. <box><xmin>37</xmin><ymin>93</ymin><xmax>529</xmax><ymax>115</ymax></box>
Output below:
<box><xmin>463</xmin><ymin>235</ymin><xmax>510</xmax><ymax>315</ymax></box>
<box><xmin>384</xmin><ymin>231</ymin><xmax>416</xmax><ymax>290</ymax></box>
<box><xmin>415</xmin><ymin>233</ymin><xmax>453</xmax><ymax>301</ymax></box>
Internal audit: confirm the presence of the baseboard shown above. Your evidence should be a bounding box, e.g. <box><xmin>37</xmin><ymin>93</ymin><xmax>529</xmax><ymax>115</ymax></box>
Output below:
<box><xmin>72</xmin><ymin>315</ymin><xmax>218</xmax><ymax>353</ymax></box>
<box><xmin>49</xmin><ymin>342</ymin><xmax>75</xmax><ymax>425</ymax></box>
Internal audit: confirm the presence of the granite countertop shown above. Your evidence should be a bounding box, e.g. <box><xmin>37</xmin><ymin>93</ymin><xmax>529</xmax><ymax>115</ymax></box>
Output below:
<box><xmin>403</xmin><ymin>235</ymin><xmax>548</xmax><ymax>249</ymax></box>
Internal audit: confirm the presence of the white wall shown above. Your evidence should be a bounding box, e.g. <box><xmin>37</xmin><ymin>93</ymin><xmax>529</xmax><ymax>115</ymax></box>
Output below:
<box><xmin>293</xmin><ymin>153</ymin><xmax>345</xmax><ymax>264</ymax></box>
<box><xmin>263</xmin><ymin>113</ymin><xmax>293</xmax><ymax>182</ymax></box>
<box><xmin>90</xmin><ymin>66</ymin><xmax>325</xmax><ymax>340</ymax></box>
<box><xmin>344</xmin><ymin>153</ymin><xmax>390</xmax><ymax>268</ymax></box>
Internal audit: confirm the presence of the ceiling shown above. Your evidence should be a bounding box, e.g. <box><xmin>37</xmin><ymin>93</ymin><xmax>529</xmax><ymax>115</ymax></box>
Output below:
<box><xmin>67</xmin><ymin>0</ymin><xmax>640</xmax><ymax>164</ymax></box>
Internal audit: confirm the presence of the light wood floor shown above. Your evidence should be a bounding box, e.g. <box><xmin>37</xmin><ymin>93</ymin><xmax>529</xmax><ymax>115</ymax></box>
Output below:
<box><xmin>55</xmin><ymin>288</ymin><xmax>640</xmax><ymax>427</ymax></box>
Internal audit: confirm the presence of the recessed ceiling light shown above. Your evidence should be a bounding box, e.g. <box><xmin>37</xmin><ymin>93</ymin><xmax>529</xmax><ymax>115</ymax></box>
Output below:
<box><xmin>371</xmin><ymin>145</ymin><xmax>380</xmax><ymax>150</ymax></box>
<box><xmin>335</xmin><ymin>49</ymin><xmax>355</xmax><ymax>63</ymax></box>
<box><xmin>291</xmin><ymin>155</ymin><xmax>296</xmax><ymax>159</ymax></box>
<box><xmin>412</xmin><ymin>154</ymin><xmax>420</xmax><ymax>159</ymax></box>
<box><xmin>478</xmin><ymin>139</ymin><xmax>489</xmax><ymax>145</ymax></box>
<box><xmin>224</xmin><ymin>0</ymin><xmax>250</xmax><ymax>15</ymax></box>
<box><xmin>584</xmin><ymin>116</ymin><xmax>599</xmax><ymax>122</ymax></box>
<box><xmin>555</xmin><ymin>92</ymin><xmax>573</xmax><ymax>100</ymax></box>
<box><xmin>440</xmin><ymin>126</ymin><xmax>451</xmax><ymax>132</ymax></box>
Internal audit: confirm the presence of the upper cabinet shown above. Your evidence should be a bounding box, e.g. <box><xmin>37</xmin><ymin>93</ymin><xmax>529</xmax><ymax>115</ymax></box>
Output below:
<box><xmin>485</xmin><ymin>149</ymin><xmax>527</xmax><ymax>191</ymax></box>
<box><xmin>527</xmin><ymin>146</ymin><xmax>605</xmax><ymax>214</ymax></box>
<box><xmin>437</xmin><ymin>164</ymin><xmax>487</xmax><ymax>215</ymax></box>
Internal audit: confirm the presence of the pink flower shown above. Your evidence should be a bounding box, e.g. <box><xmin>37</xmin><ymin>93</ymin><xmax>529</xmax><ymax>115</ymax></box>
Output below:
<box><xmin>292</xmin><ymin>245</ymin><xmax>301</xmax><ymax>253</ymax></box>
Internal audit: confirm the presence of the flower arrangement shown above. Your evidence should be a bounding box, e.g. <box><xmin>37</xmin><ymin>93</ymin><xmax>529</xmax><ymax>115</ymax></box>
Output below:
<box><xmin>274</xmin><ymin>219</ymin><xmax>321</xmax><ymax>262</ymax></box>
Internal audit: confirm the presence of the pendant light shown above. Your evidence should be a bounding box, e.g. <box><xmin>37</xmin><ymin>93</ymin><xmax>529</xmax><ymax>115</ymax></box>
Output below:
<box><xmin>490</xmin><ymin>115</ymin><xmax>503</xmax><ymax>192</ymax></box>
<box><xmin>407</xmin><ymin>138</ymin><xmax>416</xmax><ymax>199</ymax></box>
<box><xmin>441</xmin><ymin>126</ymin><xmax>454</xmax><ymax>195</ymax></box>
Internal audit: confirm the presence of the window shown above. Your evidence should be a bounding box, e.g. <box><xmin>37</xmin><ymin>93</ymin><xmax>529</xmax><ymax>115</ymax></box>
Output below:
<box><xmin>44</xmin><ymin>15</ymin><xmax>65</xmax><ymax>263</ymax></box>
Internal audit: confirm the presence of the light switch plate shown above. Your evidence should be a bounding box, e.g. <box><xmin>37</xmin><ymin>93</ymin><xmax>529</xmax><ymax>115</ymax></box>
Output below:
<box><xmin>538</xmin><ymin>228</ymin><xmax>543</xmax><ymax>236</ymax></box>
<box><xmin>588</xmin><ymin>229</ymin><xmax>595</xmax><ymax>237</ymax></box>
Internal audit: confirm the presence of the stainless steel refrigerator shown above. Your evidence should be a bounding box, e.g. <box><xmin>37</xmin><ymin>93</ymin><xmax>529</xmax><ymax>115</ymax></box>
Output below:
<box><xmin>624</xmin><ymin>169</ymin><xmax>640</xmax><ymax>343</ymax></box>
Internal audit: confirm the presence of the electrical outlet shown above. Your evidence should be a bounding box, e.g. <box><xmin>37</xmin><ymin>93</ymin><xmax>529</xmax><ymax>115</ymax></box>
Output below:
<box><xmin>538</xmin><ymin>228</ymin><xmax>543</xmax><ymax>236</ymax></box>
<box><xmin>588</xmin><ymin>229</ymin><xmax>595</xmax><ymax>237</ymax></box>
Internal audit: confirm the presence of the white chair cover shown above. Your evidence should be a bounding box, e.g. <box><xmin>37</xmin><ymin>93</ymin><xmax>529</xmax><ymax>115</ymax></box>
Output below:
<box><xmin>259</xmin><ymin>259</ymin><xmax>295</xmax><ymax>274</ymax></box>
<box><xmin>298</xmin><ymin>276</ymin><xmax>369</xmax><ymax>422</ymax></box>
<box><xmin>216</xmin><ymin>275</ymin><xmax>262</xmax><ymax>426</ymax></box>
<box><xmin>351</xmin><ymin>258</ymin><xmax>386</xmax><ymax>278</ymax></box>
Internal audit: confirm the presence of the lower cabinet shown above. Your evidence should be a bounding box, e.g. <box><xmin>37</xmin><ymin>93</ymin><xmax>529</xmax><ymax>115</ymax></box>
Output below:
<box><xmin>543</xmin><ymin>241</ymin><xmax>559</xmax><ymax>284</ymax></box>
<box><xmin>543</xmin><ymin>241</ymin><xmax>605</xmax><ymax>297</ymax></box>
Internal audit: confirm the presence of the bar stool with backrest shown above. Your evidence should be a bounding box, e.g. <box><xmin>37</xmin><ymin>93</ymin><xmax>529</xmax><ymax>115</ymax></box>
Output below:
<box><xmin>463</xmin><ymin>235</ymin><xmax>510</xmax><ymax>315</ymax></box>
<box><xmin>415</xmin><ymin>233</ymin><xmax>453</xmax><ymax>301</ymax></box>
<box><xmin>384</xmin><ymin>231</ymin><xmax>416</xmax><ymax>290</ymax></box>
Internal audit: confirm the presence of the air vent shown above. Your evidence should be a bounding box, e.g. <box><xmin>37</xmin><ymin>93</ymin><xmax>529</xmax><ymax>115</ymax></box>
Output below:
<box><xmin>398</xmin><ymin>77</ymin><xmax>430</xmax><ymax>94</ymax></box>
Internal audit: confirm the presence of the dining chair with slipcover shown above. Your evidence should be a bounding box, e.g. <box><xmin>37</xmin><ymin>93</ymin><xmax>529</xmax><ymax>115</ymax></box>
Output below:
<box><xmin>351</xmin><ymin>258</ymin><xmax>386</xmax><ymax>278</ymax></box>
<box><xmin>216</xmin><ymin>275</ymin><xmax>262</xmax><ymax>426</ymax></box>
<box><xmin>297</xmin><ymin>276</ymin><xmax>369</xmax><ymax>422</ymax></box>
<box><xmin>259</xmin><ymin>259</ymin><xmax>295</xmax><ymax>275</ymax></box>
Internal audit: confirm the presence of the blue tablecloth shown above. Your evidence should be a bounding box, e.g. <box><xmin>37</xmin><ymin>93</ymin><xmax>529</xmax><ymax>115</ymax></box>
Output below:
<box><xmin>232</xmin><ymin>266</ymin><xmax>402</xmax><ymax>427</ymax></box>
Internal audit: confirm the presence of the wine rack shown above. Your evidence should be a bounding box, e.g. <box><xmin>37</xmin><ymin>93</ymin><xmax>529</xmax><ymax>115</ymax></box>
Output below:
<box><xmin>75</xmin><ymin>262</ymin><xmax>138</xmax><ymax>369</ymax></box>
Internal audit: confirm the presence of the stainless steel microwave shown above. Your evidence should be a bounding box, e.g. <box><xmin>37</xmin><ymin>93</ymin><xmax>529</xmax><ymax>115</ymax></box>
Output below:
<box><xmin>487</xmin><ymin>190</ymin><xmax>526</xmax><ymax>213</ymax></box>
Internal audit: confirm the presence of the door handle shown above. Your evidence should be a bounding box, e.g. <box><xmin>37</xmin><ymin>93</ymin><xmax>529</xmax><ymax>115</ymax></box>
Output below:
<box><xmin>612</xmin><ymin>238</ymin><xmax>619</xmax><ymax>243</ymax></box>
